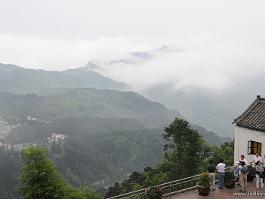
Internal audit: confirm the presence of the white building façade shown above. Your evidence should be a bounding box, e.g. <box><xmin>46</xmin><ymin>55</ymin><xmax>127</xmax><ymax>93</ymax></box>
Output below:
<box><xmin>234</xmin><ymin>95</ymin><xmax>265</xmax><ymax>164</ymax></box>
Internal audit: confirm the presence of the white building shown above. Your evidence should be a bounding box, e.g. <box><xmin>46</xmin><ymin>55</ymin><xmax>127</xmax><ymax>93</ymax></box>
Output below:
<box><xmin>47</xmin><ymin>133</ymin><xmax>66</xmax><ymax>143</ymax></box>
<box><xmin>234</xmin><ymin>95</ymin><xmax>265</xmax><ymax>164</ymax></box>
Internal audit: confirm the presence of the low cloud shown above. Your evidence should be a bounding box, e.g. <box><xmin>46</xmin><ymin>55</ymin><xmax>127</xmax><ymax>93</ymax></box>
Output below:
<box><xmin>1</xmin><ymin>0</ymin><xmax>265</xmax><ymax>92</ymax></box>
<box><xmin>0</xmin><ymin>34</ymin><xmax>154</xmax><ymax>70</ymax></box>
<box><xmin>1</xmin><ymin>33</ymin><xmax>265</xmax><ymax>92</ymax></box>
<box><xmin>92</xmin><ymin>33</ymin><xmax>265</xmax><ymax>91</ymax></box>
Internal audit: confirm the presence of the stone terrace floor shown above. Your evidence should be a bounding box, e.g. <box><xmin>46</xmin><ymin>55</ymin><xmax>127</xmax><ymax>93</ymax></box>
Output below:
<box><xmin>169</xmin><ymin>181</ymin><xmax>265</xmax><ymax>199</ymax></box>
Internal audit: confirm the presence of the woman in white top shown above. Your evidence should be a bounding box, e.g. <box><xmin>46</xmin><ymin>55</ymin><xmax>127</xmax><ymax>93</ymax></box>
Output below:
<box><xmin>253</xmin><ymin>153</ymin><xmax>262</xmax><ymax>164</ymax></box>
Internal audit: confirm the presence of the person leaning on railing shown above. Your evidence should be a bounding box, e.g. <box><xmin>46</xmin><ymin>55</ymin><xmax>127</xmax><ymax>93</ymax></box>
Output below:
<box><xmin>216</xmin><ymin>159</ymin><xmax>225</xmax><ymax>190</ymax></box>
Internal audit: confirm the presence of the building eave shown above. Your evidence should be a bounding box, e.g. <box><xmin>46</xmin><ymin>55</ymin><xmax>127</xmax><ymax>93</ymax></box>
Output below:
<box><xmin>236</xmin><ymin>124</ymin><xmax>265</xmax><ymax>133</ymax></box>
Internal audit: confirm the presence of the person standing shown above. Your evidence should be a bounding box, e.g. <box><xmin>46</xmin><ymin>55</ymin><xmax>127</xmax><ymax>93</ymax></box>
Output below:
<box><xmin>255</xmin><ymin>161</ymin><xmax>264</xmax><ymax>189</ymax></box>
<box><xmin>236</xmin><ymin>155</ymin><xmax>248</xmax><ymax>187</ymax></box>
<box><xmin>262</xmin><ymin>154</ymin><xmax>265</xmax><ymax>163</ymax></box>
<box><xmin>253</xmin><ymin>153</ymin><xmax>262</xmax><ymax>164</ymax></box>
<box><xmin>263</xmin><ymin>155</ymin><xmax>265</xmax><ymax>183</ymax></box>
<box><xmin>240</xmin><ymin>155</ymin><xmax>248</xmax><ymax>165</ymax></box>
<box><xmin>239</xmin><ymin>161</ymin><xmax>248</xmax><ymax>192</ymax></box>
<box><xmin>235</xmin><ymin>161</ymin><xmax>241</xmax><ymax>185</ymax></box>
<box><xmin>208</xmin><ymin>160</ymin><xmax>216</xmax><ymax>190</ymax></box>
<box><xmin>216</xmin><ymin>159</ymin><xmax>225</xmax><ymax>189</ymax></box>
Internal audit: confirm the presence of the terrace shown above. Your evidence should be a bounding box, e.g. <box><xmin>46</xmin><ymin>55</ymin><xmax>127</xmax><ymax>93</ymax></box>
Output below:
<box><xmin>171</xmin><ymin>181</ymin><xmax>262</xmax><ymax>199</ymax></box>
<box><xmin>107</xmin><ymin>166</ymin><xmax>263</xmax><ymax>199</ymax></box>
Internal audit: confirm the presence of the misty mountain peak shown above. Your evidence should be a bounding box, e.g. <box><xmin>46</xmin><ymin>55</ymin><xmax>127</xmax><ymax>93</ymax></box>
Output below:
<box><xmin>84</xmin><ymin>60</ymin><xmax>102</xmax><ymax>70</ymax></box>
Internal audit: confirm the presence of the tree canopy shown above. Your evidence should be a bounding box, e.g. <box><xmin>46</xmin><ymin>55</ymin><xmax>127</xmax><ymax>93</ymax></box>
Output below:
<box><xmin>19</xmin><ymin>146</ymin><xmax>102</xmax><ymax>199</ymax></box>
<box><xmin>106</xmin><ymin>118</ymin><xmax>234</xmax><ymax>198</ymax></box>
<box><xmin>162</xmin><ymin>118</ymin><xmax>206</xmax><ymax>179</ymax></box>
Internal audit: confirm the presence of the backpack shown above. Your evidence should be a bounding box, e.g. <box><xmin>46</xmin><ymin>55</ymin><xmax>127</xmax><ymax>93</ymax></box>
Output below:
<box><xmin>256</xmin><ymin>162</ymin><xmax>264</xmax><ymax>173</ymax></box>
<box><xmin>240</xmin><ymin>165</ymin><xmax>248</xmax><ymax>174</ymax></box>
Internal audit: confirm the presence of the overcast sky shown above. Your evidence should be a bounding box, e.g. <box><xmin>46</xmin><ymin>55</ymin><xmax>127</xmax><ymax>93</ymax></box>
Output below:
<box><xmin>1</xmin><ymin>0</ymin><xmax>265</xmax><ymax>90</ymax></box>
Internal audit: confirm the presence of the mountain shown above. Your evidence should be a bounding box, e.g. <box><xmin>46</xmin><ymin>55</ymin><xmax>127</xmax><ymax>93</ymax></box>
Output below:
<box><xmin>143</xmin><ymin>74</ymin><xmax>265</xmax><ymax>137</ymax></box>
<box><xmin>81</xmin><ymin>48</ymin><xmax>265</xmax><ymax>138</ymax></box>
<box><xmin>0</xmin><ymin>74</ymin><xmax>229</xmax><ymax>199</ymax></box>
<box><xmin>0</xmin><ymin>86</ymin><xmax>229</xmax><ymax>146</ymax></box>
<box><xmin>0</xmin><ymin>61</ymin><xmax>230</xmax><ymax>198</ymax></box>
<box><xmin>0</xmin><ymin>87</ymin><xmax>179</xmax><ymax>192</ymax></box>
<box><xmin>0</xmin><ymin>63</ymin><xmax>128</xmax><ymax>94</ymax></box>
<box><xmin>0</xmin><ymin>87</ymin><xmax>229</xmax><ymax>148</ymax></box>
<box><xmin>84</xmin><ymin>46</ymin><xmax>178</xmax><ymax>72</ymax></box>
<box><xmin>0</xmin><ymin>88</ymin><xmax>179</xmax><ymax>128</ymax></box>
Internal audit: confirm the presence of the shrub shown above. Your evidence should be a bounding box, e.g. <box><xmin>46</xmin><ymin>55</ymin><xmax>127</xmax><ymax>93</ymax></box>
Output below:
<box><xmin>197</xmin><ymin>173</ymin><xmax>210</xmax><ymax>189</ymax></box>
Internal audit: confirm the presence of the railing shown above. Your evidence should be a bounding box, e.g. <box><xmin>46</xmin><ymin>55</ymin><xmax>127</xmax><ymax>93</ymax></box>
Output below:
<box><xmin>106</xmin><ymin>166</ymin><xmax>235</xmax><ymax>199</ymax></box>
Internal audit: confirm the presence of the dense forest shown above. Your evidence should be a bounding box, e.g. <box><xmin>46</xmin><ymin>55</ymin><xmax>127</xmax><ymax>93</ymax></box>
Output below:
<box><xmin>0</xmin><ymin>118</ymin><xmax>233</xmax><ymax>198</ymax></box>
<box><xmin>0</xmin><ymin>129</ymin><xmax>164</xmax><ymax>198</ymax></box>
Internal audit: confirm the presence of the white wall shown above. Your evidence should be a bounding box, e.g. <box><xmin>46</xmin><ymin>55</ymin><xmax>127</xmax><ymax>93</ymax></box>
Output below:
<box><xmin>234</xmin><ymin>126</ymin><xmax>265</xmax><ymax>164</ymax></box>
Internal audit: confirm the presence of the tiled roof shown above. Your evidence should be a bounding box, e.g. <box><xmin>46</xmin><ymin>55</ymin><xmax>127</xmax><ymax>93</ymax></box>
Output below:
<box><xmin>234</xmin><ymin>95</ymin><xmax>265</xmax><ymax>132</ymax></box>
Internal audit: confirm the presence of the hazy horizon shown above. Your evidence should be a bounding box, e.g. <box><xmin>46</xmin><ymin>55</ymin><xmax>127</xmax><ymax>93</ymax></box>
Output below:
<box><xmin>1</xmin><ymin>0</ymin><xmax>265</xmax><ymax>92</ymax></box>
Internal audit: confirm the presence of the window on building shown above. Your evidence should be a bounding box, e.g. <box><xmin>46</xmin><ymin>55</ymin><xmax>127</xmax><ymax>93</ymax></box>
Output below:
<box><xmin>248</xmin><ymin>140</ymin><xmax>262</xmax><ymax>155</ymax></box>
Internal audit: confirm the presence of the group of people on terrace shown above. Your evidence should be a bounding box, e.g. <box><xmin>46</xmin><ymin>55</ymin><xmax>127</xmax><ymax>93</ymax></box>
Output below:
<box><xmin>207</xmin><ymin>153</ymin><xmax>265</xmax><ymax>193</ymax></box>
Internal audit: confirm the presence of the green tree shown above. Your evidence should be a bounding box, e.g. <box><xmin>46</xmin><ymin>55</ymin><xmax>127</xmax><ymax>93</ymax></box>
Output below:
<box><xmin>128</xmin><ymin>171</ymin><xmax>144</xmax><ymax>184</ymax></box>
<box><xmin>105</xmin><ymin>182</ymin><xmax>122</xmax><ymax>198</ymax></box>
<box><xmin>143</xmin><ymin>170</ymin><xmax>169</xmax><ymax>186</ymax></box>
<box><xmin>19</xmin><ymin>146</ymin><xmax>102</xmax><ymax>199</ymax></box>
<box><xmin>163</xmin><ymin>118</ymin><xmax>205</xmax><ymax>179</ymax></box>
<box><xmin>209</xmin><ymin>141</ymin><xmax>234</xmax><ymax>166</ymax></box>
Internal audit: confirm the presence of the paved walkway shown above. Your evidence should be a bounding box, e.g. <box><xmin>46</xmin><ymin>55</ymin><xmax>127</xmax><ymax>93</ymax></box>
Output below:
<box><xmin>169</xmin><ymin>181</ymin><xmax>265</xmax><ymax>199</ymax></box>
